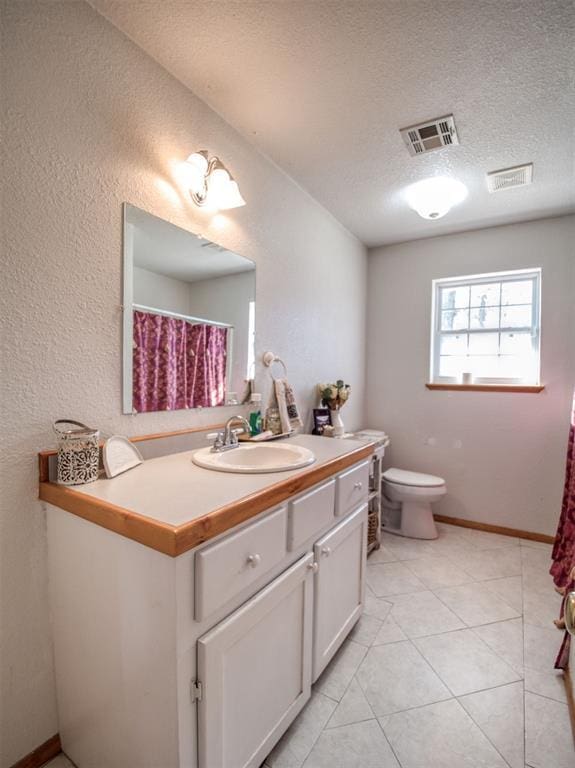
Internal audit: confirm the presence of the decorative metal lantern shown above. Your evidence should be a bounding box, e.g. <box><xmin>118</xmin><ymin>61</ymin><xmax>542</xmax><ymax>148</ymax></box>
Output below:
<box><xmin>53</xmin><ymin>420</ymin><xmax>100</xmax><ymax>485</ymax></box>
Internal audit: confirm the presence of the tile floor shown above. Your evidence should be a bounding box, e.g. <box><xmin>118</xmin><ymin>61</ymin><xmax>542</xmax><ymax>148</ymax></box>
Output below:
<box><xmin>262</xmin><ymin>524</ymin><xmax>573</xmax><ymax>768</ymax></box>
<box><xmin>45</xmin><ymin>524</ymin><xmax>573</xmax><ymax>768</ymax></box>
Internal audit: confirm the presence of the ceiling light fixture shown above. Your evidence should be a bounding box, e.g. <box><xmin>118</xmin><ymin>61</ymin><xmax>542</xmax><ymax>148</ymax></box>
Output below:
<box><xmin>185</xmin><ymin>151</ymin><xmax>246</xmax><ymax>210</ymax></box>
<box><xmin>404</xmin><ymin>176</ymin><xmax>468</xmax><ymax>220</ymax></box>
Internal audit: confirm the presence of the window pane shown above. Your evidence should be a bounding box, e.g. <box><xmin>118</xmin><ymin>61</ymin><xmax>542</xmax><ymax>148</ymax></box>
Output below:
<box><xmin>500</xmin><ymin>331</ymin><xmax>532</xmax><ymax>356</ymax></box>
<box><xmin>468</xmin><ymin>355</ymin><xmax>504</xmax><ymax>378</ymax></box>
<box><xmin>498</xmin><ymin>355</ymin><xmax>534</xmax><ymax>379</ymax></box>
<box><xmin>501</xmin><ymin>305</ymin><xmax>531</xmax><ymax>328</ymax></box>
<box><xmin>501</xmin><ymin>279</ymin><xmax>533</xmax><ymax>306</ymax></box>
<box><xmin>499</xmin><ymin>355</ymin><xmax>526</xmax><ymax>379</ymax></box>
<box><xmin>441</xmin><ymin>286</ymin><xmax>469</xmax><ymax>310</ymax></box>
<box><xmin>470</xmin><ymin>282</ymin><xmax>501</xmax><ymax>307</ymax></box>
<box><xmin>439</xmin><ymin>355</ymin><xmax>468</xmax><ymax>377</ymax></box>
<box><xmin>440</xmin><ymin>334</ymin><xmax>468</xmax><ymax>355</ymax></box>
<box><xmin>441</xmin><ymin>309</ymin><xmax>468</xmax><ymax>331</ymax></box>
<box><xmin>468</xmin><ymin>332</ymin><xmax>499</xmax><ymax>356</ymax></box>
<box><xmin>470</xmin><ymin>306</ymin><xmax>499</xmax><ymax>329</ymax></box>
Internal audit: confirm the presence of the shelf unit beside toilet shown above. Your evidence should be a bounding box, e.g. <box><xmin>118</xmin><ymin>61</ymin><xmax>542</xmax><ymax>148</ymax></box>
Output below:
<box><xmin>367</xmin><ymin>447</ymin><xmax>384</xmax><ymax>552</ymax></box>
<box><xmin>341</xmin><ymin>431</ymin><xmax>389</xmax><ymax>552</ymax></box>
<box><xmin>344</xmin><ymin>432</ymin><xmax>388</xmax><ymax>554</ymax></box>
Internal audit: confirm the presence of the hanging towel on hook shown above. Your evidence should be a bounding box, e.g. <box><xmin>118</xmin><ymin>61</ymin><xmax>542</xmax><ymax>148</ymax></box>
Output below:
<box><xmin>274</xmin><ymin>378</ymin><xmax>303</xmax><ymax>434</ymax></box>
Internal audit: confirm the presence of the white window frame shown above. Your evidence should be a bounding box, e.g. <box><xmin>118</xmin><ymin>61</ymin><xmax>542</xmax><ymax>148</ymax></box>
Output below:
<box><xmin>430</xmin><ymin>268</ymin><xmax>541</xmax><ymax>385</ymax></box>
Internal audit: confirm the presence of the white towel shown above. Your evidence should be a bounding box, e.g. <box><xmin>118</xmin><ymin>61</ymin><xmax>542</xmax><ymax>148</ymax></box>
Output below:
<box><xmin>274</xmin><ymin>378</ymin><xmax>303</xmax><ymax>434</ymax></box>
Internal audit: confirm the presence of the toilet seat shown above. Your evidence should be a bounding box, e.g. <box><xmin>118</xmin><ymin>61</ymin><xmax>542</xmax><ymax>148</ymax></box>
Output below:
<box><xmin>382</xmin><ymin>467</ymin><xmax>445</xmax><ymax>488</ymax></box>
<box><xmin>384</xmin><ymin>481</ymin><xmax>446</xmax><ymax>500</ymax></box>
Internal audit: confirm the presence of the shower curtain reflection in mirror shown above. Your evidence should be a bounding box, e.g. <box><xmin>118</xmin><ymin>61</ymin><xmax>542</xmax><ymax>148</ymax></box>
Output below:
<box><xmin>133</xmin><ymin>310</ymin><xmax>229</xmax><ymax>412</ymax></box>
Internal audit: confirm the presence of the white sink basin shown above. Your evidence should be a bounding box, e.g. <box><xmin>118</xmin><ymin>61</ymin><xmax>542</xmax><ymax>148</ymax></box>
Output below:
<box><xmin>192</xmin><ymin>443</ymin><xmax>316</xmax><ymax>474</ymax></box>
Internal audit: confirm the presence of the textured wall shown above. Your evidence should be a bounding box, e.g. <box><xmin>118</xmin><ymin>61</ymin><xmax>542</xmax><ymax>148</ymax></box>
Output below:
<box><xmin>0</xmin><ymin>2</ymin><xmax>367</xmax><ymax>764</ymax></box>
<box><xmin>367</xmin><ymin>215</ymin><xmax>575</xmax><ymax>537</ymax></box>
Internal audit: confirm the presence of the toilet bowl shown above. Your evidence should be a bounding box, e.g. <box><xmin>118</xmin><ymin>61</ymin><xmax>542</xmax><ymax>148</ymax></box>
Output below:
<box><xmin>382</xmin><ymin>468</ymin><xmax>446</xmax><ymax>540</ymax></box>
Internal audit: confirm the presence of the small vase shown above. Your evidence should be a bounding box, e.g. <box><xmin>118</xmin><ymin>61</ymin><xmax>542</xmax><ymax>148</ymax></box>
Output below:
<box><xmin>330</xmin><ymin>409</ymin><xmax>345</xmax><ymax>437</ymax></box>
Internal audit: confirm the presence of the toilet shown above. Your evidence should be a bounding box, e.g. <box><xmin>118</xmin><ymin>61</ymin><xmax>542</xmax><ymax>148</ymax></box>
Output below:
<box><xmin>381</xmin><ymin>468</ymin><xmax>446</xmax><ymax>540</ymax></box>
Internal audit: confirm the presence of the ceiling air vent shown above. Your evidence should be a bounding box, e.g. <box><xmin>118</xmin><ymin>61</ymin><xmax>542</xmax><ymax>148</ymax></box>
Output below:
<box><xmin>400</xmin><ymin>115</ymin><xmax>459</xmax><ymax>157</ymax></box>
<box><xmin>487</xmin><ymin>163</ymin><xmax>533</xmax><ymax>192</ymax></box>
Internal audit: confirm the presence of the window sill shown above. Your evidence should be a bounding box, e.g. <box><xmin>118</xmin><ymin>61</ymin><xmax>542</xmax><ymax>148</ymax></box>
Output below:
<box><xmin>426</xmin><ymin>383</ymin><xmax>545</xmax><ymax>393</ymax></box>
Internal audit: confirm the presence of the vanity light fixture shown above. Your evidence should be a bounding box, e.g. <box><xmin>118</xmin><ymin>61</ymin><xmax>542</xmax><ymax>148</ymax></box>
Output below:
<box><xmin>185</xmin><ymin>151</ymin><xmax>246</xmax><ymax>210</ymax></box>
<box><xmin>404</xmin><ymin>176</ymin><xmax>468</xmax><ymax>220</ymax></box>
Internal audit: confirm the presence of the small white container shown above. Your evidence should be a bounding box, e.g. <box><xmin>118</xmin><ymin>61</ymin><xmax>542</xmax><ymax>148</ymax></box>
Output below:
<box><xmin>461</xmin><ymin>371</ymin><xmax>473</xmax><ymax>385</ymax></box>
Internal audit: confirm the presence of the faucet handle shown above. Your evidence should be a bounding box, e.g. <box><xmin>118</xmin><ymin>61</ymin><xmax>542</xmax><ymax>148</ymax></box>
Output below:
<box><xmin>207</xmin><ymin>431</ymin><xmax>225</xmax><ymax>451</ymax></box>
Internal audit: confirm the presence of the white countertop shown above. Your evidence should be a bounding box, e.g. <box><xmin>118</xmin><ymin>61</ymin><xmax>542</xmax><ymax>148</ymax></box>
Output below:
<box><xmin>71</xmin><ymin>434</ymin><xmax>370</xmax><ymax>527</ymax></box>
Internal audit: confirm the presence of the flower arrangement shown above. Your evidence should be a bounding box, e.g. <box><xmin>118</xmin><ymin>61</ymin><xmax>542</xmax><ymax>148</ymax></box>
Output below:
<box><xmin>318</xmin><ymin>380</ymin><xmax>351</xmax><ymax>411</ymax></box>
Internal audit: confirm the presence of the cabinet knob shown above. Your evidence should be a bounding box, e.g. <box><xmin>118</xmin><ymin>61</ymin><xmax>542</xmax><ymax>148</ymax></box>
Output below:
<box><xmin>321</xmin><ymin>546</ymin><xmax>332</xmax><ymax>557</ymax></box>
<box><xmin>246</xmin><ymin>553</ymin><xmax>261</xmax><ymax>567</ymax></box>
<box><xmin>307</xmin><ymin>562</ymin><xmax>319</xmax><ymax>573</ymax></box>
<box><xmin>353</xmin><ymin>481</ymin><xmax>363</xmax><ymax>490</ymax></box>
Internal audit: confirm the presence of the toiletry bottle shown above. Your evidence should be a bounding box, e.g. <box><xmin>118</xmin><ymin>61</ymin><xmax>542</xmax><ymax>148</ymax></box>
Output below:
<box><xmin>265</xmin><ymin>407</ymin><xmax>282</xmax><ymax>436</ymax></box>
<box><xmin>249</xmin><ymin>393</ymin><xmax>263</xmax><ymax>436</ymax></box>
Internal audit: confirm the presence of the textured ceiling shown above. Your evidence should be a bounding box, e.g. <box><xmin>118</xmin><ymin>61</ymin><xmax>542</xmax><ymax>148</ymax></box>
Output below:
<box><xmin>90</xmin><ymin>0</ymin><xmax>575</xmax><ymax>246</ymax></box>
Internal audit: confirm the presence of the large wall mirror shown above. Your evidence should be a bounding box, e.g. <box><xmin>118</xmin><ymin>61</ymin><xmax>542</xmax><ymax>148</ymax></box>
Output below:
<box><xmin>122</xmin><ymin>204</ymin><xmax>255</xmax><ymax>414</ymax></box>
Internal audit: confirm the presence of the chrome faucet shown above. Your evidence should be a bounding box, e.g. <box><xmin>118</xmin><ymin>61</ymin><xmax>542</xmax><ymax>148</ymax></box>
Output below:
<box><xmin>211</xmin><ymin>415</ymin><xmax>251</xmax><ymax>452</ymax></box>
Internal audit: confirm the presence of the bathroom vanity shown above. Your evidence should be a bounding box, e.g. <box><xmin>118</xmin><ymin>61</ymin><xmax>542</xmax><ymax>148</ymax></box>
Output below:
<box><xmin>40</xmin><ymin>434</ymin><xmax>372</xmax><ymax>768</ymax></box>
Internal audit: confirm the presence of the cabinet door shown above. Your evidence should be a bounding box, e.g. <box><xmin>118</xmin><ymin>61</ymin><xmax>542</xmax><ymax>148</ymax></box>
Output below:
<box><xmin>197</xmin><ymin>553</ymin><xmax>314</xmax><ymax>768</ymax></box>
<box><xmin>313</xmin><ymin>504</ymin><xmax>367</xmax><ymax>681</ymax></box>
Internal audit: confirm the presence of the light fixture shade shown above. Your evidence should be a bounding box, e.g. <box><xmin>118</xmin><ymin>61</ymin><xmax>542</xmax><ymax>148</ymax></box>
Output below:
<box><xmin>186</xmin><ymin>151</ymin><xmax>209</xmax><ymax>174</ymax></box>
<box><xmin>185</xmin><ymin>151</ymin><xmax>245</xmax><ymax>210</ymax></box>
<box><xmin>217</xmin><ymin>180</ymin><xmax>246</xmax><ymax>210</ymax></box>
<box><xmin>405</xmin><ymin>177</ymin><xmax>467</xmax><ymax>220</ymax></box>
<box><xmin>207</xmin><ymin>167</ymin><xmax>231</xmax><ymax>195</ymax></box>
<box><xmin>185</xmin><ymin>152</ymin><xmax>209</xmax><ymax>193</ymax></box>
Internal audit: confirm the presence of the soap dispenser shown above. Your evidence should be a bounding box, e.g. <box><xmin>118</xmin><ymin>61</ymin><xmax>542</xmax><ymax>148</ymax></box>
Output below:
<box><xmin>249</xmin><ymin>393</ymin><xmax>263</xmax><ymax>436</ymax></box>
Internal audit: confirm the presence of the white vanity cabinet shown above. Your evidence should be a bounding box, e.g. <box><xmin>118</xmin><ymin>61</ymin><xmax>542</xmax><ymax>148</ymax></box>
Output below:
<box><xmin>192</xmin><ymin>476</ymin><xmax>367</xmax><ymax>768</ymax></box>
<box><xmin>45</xmin><ymin>441</ymin><xmax>371</xmax><ymax>768</ymax></box>
<box><xmin>191</xmin><ymin>476</ymin><xmax>367</xmax><ymax>768</ymax></box>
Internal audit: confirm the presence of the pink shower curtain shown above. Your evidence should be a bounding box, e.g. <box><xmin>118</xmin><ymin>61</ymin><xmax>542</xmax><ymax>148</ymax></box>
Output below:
<box><xmin>132</xmin><ymin>310</ymin><xmax>228</xmax><ymax>412</ymax></box>
<box><xmin>550</xmin><ymin>390</ymin><xmax>575</xmax><ymax>669</ymax></box>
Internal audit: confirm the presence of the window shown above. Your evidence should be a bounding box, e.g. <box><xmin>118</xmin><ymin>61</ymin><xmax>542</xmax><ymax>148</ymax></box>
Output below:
<box><xmin>430</xmin><ymin>269</ymin><xmax>541</xmax><ymax>385</ymax></box>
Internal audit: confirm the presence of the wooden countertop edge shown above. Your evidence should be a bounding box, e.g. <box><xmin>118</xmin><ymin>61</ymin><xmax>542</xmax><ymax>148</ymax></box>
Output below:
<box><xmin>39</xmin><ymin>443</ymin><xmax>374</xmax><ymax>557</ymax></box>
<box><xmin>39</xmin><ymin>481</ymin><xmax>179</xmax><ymax>555</ymax></box>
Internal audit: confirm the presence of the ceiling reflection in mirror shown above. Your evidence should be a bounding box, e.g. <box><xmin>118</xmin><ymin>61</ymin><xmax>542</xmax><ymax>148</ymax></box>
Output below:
<box><xmin>123</xmin><ymin>204</ymin><xmax>255</xmax><ymax>414</ymax></box>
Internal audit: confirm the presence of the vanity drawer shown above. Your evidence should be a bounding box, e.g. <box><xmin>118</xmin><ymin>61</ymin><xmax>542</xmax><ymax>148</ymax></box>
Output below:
<box><xmin>335</xmin><ymin>461</ymin><xmax>369</xmax><ymax>517</ymax></box>
<box><xmin>195</xmin><ymin>506</ymin><xmax>288</xmax><ymax>621</ymax></box>
<box><xmin>287</xmin><ymin>479</ymin><xmax>335</xmax><ymax>551</ymax></box>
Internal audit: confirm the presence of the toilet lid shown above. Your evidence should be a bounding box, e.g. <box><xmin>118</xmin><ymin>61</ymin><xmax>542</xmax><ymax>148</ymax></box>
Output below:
<box><xmin>383</xmin><ymin>467</ymin><xmax>445</xmax><ymax>488</ymax></box>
